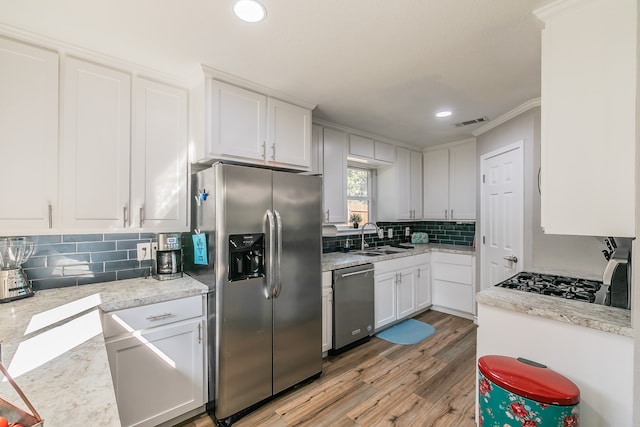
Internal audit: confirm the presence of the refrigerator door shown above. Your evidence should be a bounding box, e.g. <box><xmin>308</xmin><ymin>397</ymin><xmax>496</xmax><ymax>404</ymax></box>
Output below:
<box><xmin>272</xmin><ymin>171</ymin><xmax>323</xmax><ymax>394</ymax></box>
<box><xmin>215</xmin><ymin>164</ymin><xmax>274</xmax><ymax>419</ymax></box>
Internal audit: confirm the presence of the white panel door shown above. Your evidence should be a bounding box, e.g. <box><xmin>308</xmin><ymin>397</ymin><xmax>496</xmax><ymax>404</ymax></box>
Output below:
<box><xmin>322</xmin><ymin>128</ymin><xmax>347</xmax><ymax>223</ymax></box>
<box><xmin>409</xmin><ymin>150</ymin><xmax>423</xmax><ymax>219</ymax></box>
<box><xmin>396</xmin><ymin>268</ymin><xmax>416</xmax><ymax>320</ymax></box>
<box><xmin>267</xmin><ymin>98</ymin><xmax>311</xmax><ymax>170</ymax></box>
<box><xmin>449</xmin><ymin>142</ymin><xmax>476</xmax><ymax>220</ymax></box>
<box><xmin>62</xmin><ymin>57</ymin><xmax>131</xmax><ymax>229</ymax></box>
<box><xmin>481</xmin><ymin>142</ymin><xmax>524</xmax><ymax>289</ymax></box>
<box><xmin>0</xmin><ymin>37</ymin><xmax>58</xmax><ymax>233</ymax></box>
<box><xmin>132</xmin><ymin>78</ymin><xmax>188</xmax><ymax>231</ymax></box>
<box><xmin>374</xmin><ymin>271</ymin><xmax>397</xmax><ymax>330</ymax></box>
<box><xmin>209</xmin><ymin>80</ymin><xmax>266</xmax><ymax>161</ymax></box>
<box><xmin>423</xmin><ymin>148</ymin><xmax>449</xmax><ymax>220</ymax></box>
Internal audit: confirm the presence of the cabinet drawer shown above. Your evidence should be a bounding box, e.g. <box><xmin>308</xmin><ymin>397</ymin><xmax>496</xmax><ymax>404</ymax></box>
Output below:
<box><xmin>432</xmin><ymin>279</ymin><xmax>473</xmax><ymax>313</ymax></box>
<box><xmin>103</xmin><ymin>295</ymin><xmax>203</xmax><ymax>338</ymax></box>
<box><xmin>413</xmin><ymin>253</ymin><xmax>430</xmax><ymax>266</ymax></box>
<box><xmin>375</xmin><ymin>256</ymin><xmax>414</xmax><ymax>275</ymax></box>
<box><xmin>432</xmin><ymin>262</ymin><xmax>473</xmax><ymax>285</ymax></box>
<box><xmin>431</xmin><ymin>252</ymin><xmax>472</xmax><ymax>266</ymax></box>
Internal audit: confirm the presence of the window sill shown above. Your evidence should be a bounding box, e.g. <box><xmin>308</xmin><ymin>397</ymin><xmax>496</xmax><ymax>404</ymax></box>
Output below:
<box><xmin>323</xmin><ymin>224</ymin><xmax>378</xmax><ymax>237</ymax></box>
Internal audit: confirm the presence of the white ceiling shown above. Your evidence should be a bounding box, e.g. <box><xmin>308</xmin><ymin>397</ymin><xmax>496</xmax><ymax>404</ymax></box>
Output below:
<box><xmin>0</xmin><ymin>0</ymin><xmax>551</xmax><ymax>148</ymax></box>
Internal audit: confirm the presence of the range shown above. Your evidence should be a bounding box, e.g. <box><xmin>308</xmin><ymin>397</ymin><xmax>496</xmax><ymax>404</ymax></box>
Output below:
<box><xmin>496</xmin><ymin>272</ymin><xmax>602</xmax><ymax>303</ymax></box>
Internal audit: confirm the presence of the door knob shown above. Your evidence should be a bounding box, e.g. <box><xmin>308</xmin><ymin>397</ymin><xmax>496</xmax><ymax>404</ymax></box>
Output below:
<box><xmin>503</xmin><ymin>255</ymin><xmax>518</xmax><ymax>263</ymax></box>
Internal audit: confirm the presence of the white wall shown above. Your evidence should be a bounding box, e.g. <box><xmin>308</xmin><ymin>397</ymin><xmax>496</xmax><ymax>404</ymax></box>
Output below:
<box><xmin>475</xmin><ymin>107</ymin><xmax>610</xmax><ymax>282</ymax></box>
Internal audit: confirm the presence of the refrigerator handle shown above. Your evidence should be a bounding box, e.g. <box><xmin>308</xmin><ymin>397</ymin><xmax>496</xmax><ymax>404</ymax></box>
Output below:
<box><xmin>274</xmin><ymin>210</ymin><xmax>283</xmax><ymax>298</ymax></box>
<box><xmin>266</xmin><ymin>209</ymin><xmax>276</xmax><ymax>299</ymax></box>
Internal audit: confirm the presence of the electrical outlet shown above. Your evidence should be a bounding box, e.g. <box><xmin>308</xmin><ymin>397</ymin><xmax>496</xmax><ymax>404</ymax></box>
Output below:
<box><xmin>387</xmin><ymin>228</ymin><xmax>393</xmax><ymax>238</ymax></box>
<box><xmin>378</xmin><ymin>229</ymin><xmax>384</xmax><ymax>239</ymax></box>
<box><xmin>137</xmin><ymin>242</ymin><xmax>151</xmax><ymax>261</ymax></box>
<box><xmin>405</xmin><ymin>227</ymin><xmax>410</xmax><ymax>237</ymax></box>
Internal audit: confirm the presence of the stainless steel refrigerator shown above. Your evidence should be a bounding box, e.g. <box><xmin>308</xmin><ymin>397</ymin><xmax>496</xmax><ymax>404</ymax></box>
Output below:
<box><xmin>184</xmin><ymin>163</ymin><xmax>323</xmax><ymax>425</ymax></box>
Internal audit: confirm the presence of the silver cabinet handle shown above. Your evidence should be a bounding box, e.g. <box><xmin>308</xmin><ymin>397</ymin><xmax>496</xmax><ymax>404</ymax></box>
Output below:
<box><xmin>139</xmin><ymin>207</ymin><xmax>144</xmax><ymax>228</ymax></box>
<box><xmin>503</xmin><ymin>255</ymin><xmax>518</xmax><ymax>263</ymax></box>
<box><xmin>197</xmin><ymin>323</ymin><xmax>202</xmax><ymax>344</ymax></box>
<box><xmin>274</xmin><ymin>209</ymin><xmax>283</xmax><ymax>298</ymax></box>
<box><xmin>339</xmin><ymin>268</ymin><xmax>375</xmax><ymax>278</ymax></box>
<box><xmin>444</xmin><ymin>209</ymin><xmax>448</xmax><ymax>219</ymax></box>
<box><xmin>261</xmin><ymin>141</ymin><xmax>266</xmax><ymax>159</ymax></box>
<box><xmin>451</xmin><ymin>209</ymin><xmax>454</xmax><ymax>219</ymax></box>
<box><xmin>123</xmin><ymin>206</ymin><xmax>128</xmax><ymax>227</ymax></box>
<box><xmin>271</xmin><ymin>143</ymin><xmax>276</xmax><ymax>161</ymax></box>
<box><xmin>146</xmin><ymin>313</ymin><xmax>173</xmax><ymax>321</ymax></box>
<box><xmin>417</xmin><ymin>268</ymin><xmax>421</xmax><ymax>278</ymax></box>
<box><xmin>325</xmin><ymin>210</ymin><xmax>330</xmax><ymax>222</ymax></box>
<box><xmin>265</xmin><ymin>209</ymin><xmax>275</xmax><ymax>299</ymax></box>
<box><xmin>48</xmin><ymin>204</ymin><xmax>53</xmax><ymax>229</ymax></box>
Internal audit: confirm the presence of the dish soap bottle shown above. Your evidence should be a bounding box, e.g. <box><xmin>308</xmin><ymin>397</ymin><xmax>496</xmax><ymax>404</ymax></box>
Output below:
<box><xmin>343</xmin><ymin>238</ymin><xmax>350</xmax><ymax>253</ymax></box>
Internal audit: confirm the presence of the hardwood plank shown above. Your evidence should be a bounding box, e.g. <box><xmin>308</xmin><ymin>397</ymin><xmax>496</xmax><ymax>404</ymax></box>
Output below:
<box><xmin>177</xmin><ymin>311</ymin><xmax>477</xmax><ymax>427</ymax></box>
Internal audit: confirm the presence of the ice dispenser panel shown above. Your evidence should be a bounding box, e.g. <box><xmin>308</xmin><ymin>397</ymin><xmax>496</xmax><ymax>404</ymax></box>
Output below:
<box><xmin>229</xmin><ymin>233</ymin><xmax>265</xmax><ymax>281</ymax></box>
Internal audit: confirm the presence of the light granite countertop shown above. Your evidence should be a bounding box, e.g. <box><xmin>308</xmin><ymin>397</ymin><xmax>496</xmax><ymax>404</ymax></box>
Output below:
<box><xmin>322</xmin><ymin>243</ymin><xmax>474</xmax><ymax>271</ymax></box>
<box><xmin>0</xmin><ymin>276</ymin><xmax>208</xmax><ymax>427</ymax></box>
<box><xmin>476</xmin><ymin>286</ymin><xmax>633</xmax><ymax>337</ymax></box>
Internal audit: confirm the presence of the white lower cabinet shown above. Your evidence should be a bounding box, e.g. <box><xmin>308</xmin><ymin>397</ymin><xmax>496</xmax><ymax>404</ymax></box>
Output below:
<box><xmin>431</xmin><ymin>252</ymin><xmax>475</xmax><ymax>317</ymax></box>
<box><xmin>103</xmin><ymin>296</ymin><xmax>206</xmax><ymax>427</ymax></box>
<box><xmin>374</xmin><ymin>255</ymin><xmax>431</xmax><ymax>331</ymax></box>
<box><xmin>321</xmin><ymin>271</ymin><xmax>333</xmax><ymax>354</ymax></box>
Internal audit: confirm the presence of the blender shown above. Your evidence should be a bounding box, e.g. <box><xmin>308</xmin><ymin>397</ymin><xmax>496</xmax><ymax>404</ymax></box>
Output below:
<box><xmin>0</xmin><ymin>237</ymin><xmax>35</xmax><ymax>302</ymax></box>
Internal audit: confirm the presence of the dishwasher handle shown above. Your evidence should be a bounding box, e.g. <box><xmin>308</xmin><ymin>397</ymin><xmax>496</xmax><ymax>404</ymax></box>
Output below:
<box><xmin>337</xmin><ymin>268</ymin><xmax>375</xmax><ymax>278</ymax></box>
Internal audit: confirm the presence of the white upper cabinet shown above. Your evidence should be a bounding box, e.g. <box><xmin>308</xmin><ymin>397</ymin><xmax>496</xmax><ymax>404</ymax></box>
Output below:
<box><xmin>61</xmin><ymin>57</ymin><xmax>131</xmax><ymax>230</ymax></box>
<box><xmin>203</xmin><ymin>77</ymin><xmax>312</xmax><ymax>171</ymax></box>
<box><xmin>0</xmin><ymin>37</ymin><xmax>58</xmax><ymax>234</ymax></box>
<box><xmin>535</xmin><ymin>0</ymin><xmax>636</xmax><ymax>237</ymax></box>
<box><xmin>209</xmin><ymin>80</ymin><xmax>266</xmax><ymax>162</ymax></box>
<box><xmin>423</xmin><ymin>141</ymin><xmax>476</xmax><ymax>221</ymax></box>
<box><xmin>348</xmin><ymin>134</ymin><xmax>395</xmax><ymax>164</ymax></box>
<box><xmin>267</xmin><ymin>98</ymin><xmax>311</xmax><ymax>169</ymax></box>
<box><xmin>322</xmin><ymin>128</ymin><xmax>348</xmax><ymax>223</ymax></box>
<box><xmin>131</xmin><ymin>77</ymin><xmax>189</xmax><ymax>231</ymax></box>
<box><xmin>377</xmin><ymin>147</ymin><xmax>422</xmax><ymax>221</ymax></box>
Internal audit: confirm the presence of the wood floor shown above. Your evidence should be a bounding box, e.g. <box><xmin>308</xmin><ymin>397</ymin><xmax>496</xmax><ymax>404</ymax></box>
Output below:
<box><xmin>179</xmin><ymin>310</ymin><xmax>477</xmax><ymax>427</ymax></box>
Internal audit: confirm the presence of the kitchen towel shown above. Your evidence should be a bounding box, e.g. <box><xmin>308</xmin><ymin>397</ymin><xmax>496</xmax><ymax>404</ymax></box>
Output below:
<box><xmin>375</xmin><ymin>319</ymin><xmax>435</xmax><ymax>345</ymax></box>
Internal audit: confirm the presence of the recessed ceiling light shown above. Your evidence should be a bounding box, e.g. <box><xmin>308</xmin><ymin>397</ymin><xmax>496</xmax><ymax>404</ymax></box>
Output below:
<box><xmin>234</xmin><ymin>0</ymin><xmax>267</xmax><ymax>23</ymax></box>
<box><xmin>436</xmin><ymin>110</ymin><xmax>453</xmax><ymax>118</ymax></box>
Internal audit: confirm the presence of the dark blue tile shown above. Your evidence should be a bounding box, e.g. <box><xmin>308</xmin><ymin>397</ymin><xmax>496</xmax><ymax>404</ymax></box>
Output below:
<box><xmin>22</xmin><ymin>256</ymin><xmax>46</xmax><ymax>269</ymax></box>
<box><xmin>91</xmin><ymin>251</ymin><xmax>129</xmax><ymax>262</ymax></box>
<box><xmin>24</xmin><ymin>267</ymin><xmax>60</xmax><ymax>280</ymax></box>
<box><xmin>61</xmin><ymin>263</ymin><xmax>105</xmax><ymax>276</ymax></box>
<box><xmin>117</xmin><ymin>239</ymin><xmax>150</xmax><ymax>250</ymax></box>
<box><xmin>78</xmin><ymin>272</ymin><xmax>117</xmax><ymax>285</ymax></box>
<box><xmin>32</xmin><ymin>235</ymin><xmax>62</xmax><ymax>244</ymax></box>
<box><xmin>34</xmin><ymin>243</ymin><xmax>77</xmax><ymax>256</ymax></box>
<box><xmin>105</xmin><ymin>233</ymin><xmax>140</xmax><ymax>241</ymax></box>
<box><xmin>140</xmin><ymin>232</ymin><xmax>156</xmax><ymax>239</ymax></box>
<box><xmin>63</xmin><ymin>234</ymin><xmax>104</xmax><ymax>243</ymax></box>
<box><xmin>117</xmin><ymin>268</ymin><xmax>151</xmax><ymax>280</ymax></box>
<box><xmin>78</xmin><ymin>242</ymin><xmax>116</xmax><ymax>253</ymax></box>
<box><xmin>105</xmin><ymin>260</ymin><xmax>138</xmax><ymax>272</ymax></box>
<box><xmin>140</xmin><ymin>260</ymin><xmax>153</xmax><ymax>268</ymax></box>
<box><xmin>47</xmin><ymin>253</ymin><xmax>91</xmax><ymax>266</ymax></box>
<box><xmin>128</xmin><ymin>249</ymin><xmax>137</xmax><ymax>259</ymax></box>
<box><xmin>32</xmin><ymin>277</ymin><xmax>77</xmax><ymax>290</ymax></box>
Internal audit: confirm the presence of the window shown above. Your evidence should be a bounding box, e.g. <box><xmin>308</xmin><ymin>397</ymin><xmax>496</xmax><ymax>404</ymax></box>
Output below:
<box><xmin>347</xmin><ymin>167</ymin><xmax>373</xmax><ymax>225</ymax></box>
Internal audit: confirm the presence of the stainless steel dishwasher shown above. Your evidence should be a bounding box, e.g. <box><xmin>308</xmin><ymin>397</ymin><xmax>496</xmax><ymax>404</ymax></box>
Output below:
<box><xmin>332</xmin><ymin>263</ymin><xmax>375</xmax><ymax>351</ymax></box>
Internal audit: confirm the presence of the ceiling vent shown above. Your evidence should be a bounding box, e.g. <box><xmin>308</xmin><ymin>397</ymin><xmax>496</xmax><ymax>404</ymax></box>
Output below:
<box><xmin>453</xmin><ymin>116</ymin><xmax>489</xmax><ymax>127</ymax></box>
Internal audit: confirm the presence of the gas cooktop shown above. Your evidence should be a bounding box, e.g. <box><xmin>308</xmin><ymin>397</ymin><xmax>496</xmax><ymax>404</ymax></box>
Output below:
<box><xmin>496</xmin><ymin>271</ymin><xmax>603</xmax><ymax>303</ymax></box>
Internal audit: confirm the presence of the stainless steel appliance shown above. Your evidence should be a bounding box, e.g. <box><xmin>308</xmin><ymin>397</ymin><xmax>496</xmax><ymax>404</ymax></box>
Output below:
<box><xmin>153</xmin><ymin>232</ymin><xmax>183</xmax><ymax>280</ymax></box>
<box><xmin>496</xmin><ymin>272</ymin><xmax>603</xmax><ymax>303</ymax></box>
<box><xmin>183</xmin><ymin>163</ymin><xmax>322</xmax><ymax>426</ymax></box>
<box><xmin>601</xmin><ymin>247</ymin><xmax>630</xmax><ymax>309</ymax></box>
<box><xmin>0</xmin><ymin>237</ymin><xmax>35</xmax><ymax>302</ymax></box>
<box><xmin>332</xmin><ymin>264</ymin><xmax>375</xmax><ymax>351</ymax></box>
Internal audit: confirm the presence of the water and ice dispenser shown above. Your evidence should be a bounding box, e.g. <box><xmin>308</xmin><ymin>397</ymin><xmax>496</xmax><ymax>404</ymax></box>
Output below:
<box><xmin>228</xmin><ymin>233</ymin><xmax>265</xmax><ymax>281</ymax></box>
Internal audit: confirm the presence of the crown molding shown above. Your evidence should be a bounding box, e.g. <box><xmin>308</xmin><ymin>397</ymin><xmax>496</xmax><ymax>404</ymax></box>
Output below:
<box><xmin>472</xmin><ymin>98</ymin><xmax>541</xmax><ymax>137</ymax></box>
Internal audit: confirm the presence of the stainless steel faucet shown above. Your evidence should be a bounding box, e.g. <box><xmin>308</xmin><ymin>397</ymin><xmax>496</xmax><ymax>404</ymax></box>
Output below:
<box><xmin>360</xmin><ymin>222</ymin><xmax>379</xmax><ymax>251</ymax></box>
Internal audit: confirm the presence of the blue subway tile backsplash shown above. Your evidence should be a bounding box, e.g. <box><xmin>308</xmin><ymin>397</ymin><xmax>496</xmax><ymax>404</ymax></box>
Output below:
<box><xmin>322</xmin><ymin>220</ymin><xmax>475</xmax><ymax>253</ymax></box>
<box><xmin>6</xmin><ymin>233</ymin><xmax>156</xmax><ymax>291</ymax></box>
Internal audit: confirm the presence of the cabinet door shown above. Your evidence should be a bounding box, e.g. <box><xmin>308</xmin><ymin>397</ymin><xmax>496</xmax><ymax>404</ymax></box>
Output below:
<box><xmin>322</xmin><ymin>128</ymin><xmax>348</xmax><ymax>223</ymax></box>
<box><xmin>449</xmin><ymin>143</ymin><xmax>476</xmax><ymax>220</ymax></box>
<box><xmin>536</xmin><ymin>0</ymin><xmax>635</xmax><ymax>237</ymax></box>
<box><xmin>132</xmin><ymin>78</ymin><xmax>188</xmax><ymax>231</ymax></box>
<box><xmin>267</xmin><ymin>98</ymin><xmax>311</xmax><ymax>170</ymax></box>
<box><xmin>374</xmin><ymin>271</ymin><xmax>397</xmax><ymax>330</ymax></box>
<box><xmin>310</xmin><ymin>125</ymin><xmax>324</xmax><ymax>175</ymax></box>
<box><xmin>209</xmin><ymin>80</ymin><xmax>266</xmax><ymax>161</ymax></box>
<box><xmin>0</xmin><ymin>37</ymin><xmax>58</xmax><ymax>233</ymax></box>
<box><xmin>395</xmin><ymin>147</ymin><xmax>412</xmax><ymax>220</ymax></box>
<box><xmin>62</xmin><ymin>57</ymin><xmax>131</xmax><ymax>229</ymax></box>
<box><xmin>106</xmin><ymin>319</ymin><xmax>205</xmax><ymax>427</ymax></box>
<box><xmin>415</xmin><ymin>263</ymin><xmax>431</xmax><ymax>310</ymax></box>
<box><xmin>396</xmin><ymin>268</ymin><xmax>416</xmax><ymax>320</ymax></box>
<box><xmin>423</xmin><ymin>148</ymin><xmax>449</xmax><ymax>220</ymax></box>
<box><xmin>410</xmin><ymin>150</ymin><xmax>423</xmax><ymax>219</ymax></box>
<box><xmin>349</xmin><ymin>134</ymin><xmax>374</xmax><ymax>158</ymax></box>
<box><xmin>322</xmin><ymin>286</ymin><xmax>333</xmax><ymax>353</ymax></box>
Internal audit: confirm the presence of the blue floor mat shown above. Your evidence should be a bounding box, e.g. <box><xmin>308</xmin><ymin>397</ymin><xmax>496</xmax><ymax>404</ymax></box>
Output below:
<box><xmin>375</xmin><ymin>319</ymin><xmax>436</xmax><ymax>345</ymax></box>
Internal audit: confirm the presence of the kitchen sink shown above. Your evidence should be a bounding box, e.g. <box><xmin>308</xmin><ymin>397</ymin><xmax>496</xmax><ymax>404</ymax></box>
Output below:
<box><xmin>357</xmin><ymin>248</ymin><xmax>406</xmax><ymax>256</ymax></box>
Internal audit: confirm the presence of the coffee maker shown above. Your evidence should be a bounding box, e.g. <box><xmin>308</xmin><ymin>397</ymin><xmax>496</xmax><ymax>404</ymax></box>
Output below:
<box><xmin>153</xmin><ymin>232</ymin><xmax>183</xmax><ymax>280</ymax></box>
<box><xmin>0</xmin><ymin>237</ymin><xmax>35</xmax><ymax>302</ymax></box>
